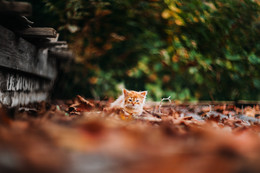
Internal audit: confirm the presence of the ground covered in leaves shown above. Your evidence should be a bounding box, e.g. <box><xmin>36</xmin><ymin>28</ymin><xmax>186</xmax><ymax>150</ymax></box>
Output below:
<box><xmin>0</xmin><ymin>96</ymin><xmax>260</xmax><ymax>173</ymax></box>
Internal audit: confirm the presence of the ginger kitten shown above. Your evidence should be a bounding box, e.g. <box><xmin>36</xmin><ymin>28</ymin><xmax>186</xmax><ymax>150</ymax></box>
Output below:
<box><xmin>110</xmin><ymin>89</ymin><xmax>147</xmax><ymax>116</ymax></box>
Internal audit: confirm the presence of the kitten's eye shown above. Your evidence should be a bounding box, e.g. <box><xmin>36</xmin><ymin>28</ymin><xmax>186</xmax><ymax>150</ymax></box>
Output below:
<box><xmin>136</xmin><ymin>99</ymin><xmax>139</xmax><ymax>102</ymax></box>
<box><xmin>128</xmin><ymin>98</ymin><xmax>132</xmax><ymax>102</ymax></box>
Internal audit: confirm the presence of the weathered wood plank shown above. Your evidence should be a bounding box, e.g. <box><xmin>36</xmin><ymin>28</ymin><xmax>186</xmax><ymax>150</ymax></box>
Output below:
<box><xmin>0</xmin><ymin>70</ymin><xmax>53</xmax><ymax>107</ymax></box>
<box><xmin>18</xmin><ymin>27</ymin><xmax>57</xmax><ymax>38</ymax></box>
<box><xmin>40</xmin><ymin>41</ymin><xmax>68</xmax><ymax>48</ymax></box>
<box><xmin>0</xmin><ymin>73</ymin><xmax>52</xmax><ymax>92</ymax></box>
<box><xmin>0</xmin><ymin>91</ymin><xmax>49</xmax><ymax>107</ymax></box>
<box><xmin>0</xmin><ymin>25</ymin><xmax>57</xmax><ymax>79</ymax></box>
<box><xmin>0</xmin><ymin>0</ymin><xmax>32</xmax><ymax>16</ymax></box>
<box><xmin>49</xmin><ymin>49</ymin><xmax>74</xmax><ymax>60</ymax></box>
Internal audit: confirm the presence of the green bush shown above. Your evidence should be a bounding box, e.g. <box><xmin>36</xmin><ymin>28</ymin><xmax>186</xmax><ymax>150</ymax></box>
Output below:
<box><xmin>160</xmin><ymin>0</ymin><xmax>260</xmax><ymax>101</ymax></box>
<box><xmin>28</xmin><ymin>0</ymin><xmax>260</xmax><ymax>101</ymax></box>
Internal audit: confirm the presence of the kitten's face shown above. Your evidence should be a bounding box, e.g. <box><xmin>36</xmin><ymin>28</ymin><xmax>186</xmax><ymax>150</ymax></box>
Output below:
<box><xmin>123</xmin><ymin>89</ymin><xmax>147</xmax><ymax>109</ymax></box>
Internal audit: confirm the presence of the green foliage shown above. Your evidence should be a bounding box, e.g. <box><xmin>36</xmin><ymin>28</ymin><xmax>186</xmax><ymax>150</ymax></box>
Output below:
<box><xmin>27</xmin><ymin>0</ymin><xmax>260</xmax><ymax>101</ymax></box>
<box><xmin>161</xmin><ymin>0</ymin><xmax>260</xmax><ymax>101</ymax></box>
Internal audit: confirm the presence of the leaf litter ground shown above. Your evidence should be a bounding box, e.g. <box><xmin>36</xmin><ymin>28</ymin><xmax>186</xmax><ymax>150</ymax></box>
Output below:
<box><xmin>0</xmin><ymin>96</ymin><xmax>260</xmax><ymax>173</ymax></box>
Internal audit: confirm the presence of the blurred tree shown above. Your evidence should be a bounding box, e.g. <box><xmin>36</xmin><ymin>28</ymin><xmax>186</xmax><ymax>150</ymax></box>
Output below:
<box><xmin>25</xmin><ymin>0</ymin><xmax>260</xmax><ymax>101</ymax></box>
<box><xmin>162</xmin><ymin>0</ymin><xmax>260</xmax><ymax>101</ymax></box>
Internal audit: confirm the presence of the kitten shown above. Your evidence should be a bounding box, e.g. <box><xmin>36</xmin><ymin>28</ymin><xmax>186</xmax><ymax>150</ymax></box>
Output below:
<box><xmin>110</xmin><ymin>89</ymin><xmax>147</xmax><ymax>116</ymax></box>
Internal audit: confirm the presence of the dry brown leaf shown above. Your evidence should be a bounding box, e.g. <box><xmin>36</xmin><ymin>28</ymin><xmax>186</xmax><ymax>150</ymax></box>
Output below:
<box><xmin>68</xmin><ymin>95</ymin><xmax>95</xmax><ymax>113</ymax></box>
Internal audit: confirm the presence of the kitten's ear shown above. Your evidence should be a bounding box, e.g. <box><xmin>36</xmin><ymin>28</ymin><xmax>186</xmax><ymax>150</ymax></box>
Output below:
<box><xmin>122</xmin><ymin>89</ymin><xmax>128</xmax><ymax>96</ymax></box>
<box><xmin>140</xmin><ymin>91</ymin><xmax>147</xmax><ymax>98</ymax></box>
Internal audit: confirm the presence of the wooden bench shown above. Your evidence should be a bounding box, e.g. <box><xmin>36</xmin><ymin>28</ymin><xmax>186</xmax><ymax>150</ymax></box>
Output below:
<box><xmin>0</xmin><ymin>1</ymin><xmax>73</xmax><ymax>107</ymax></box>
